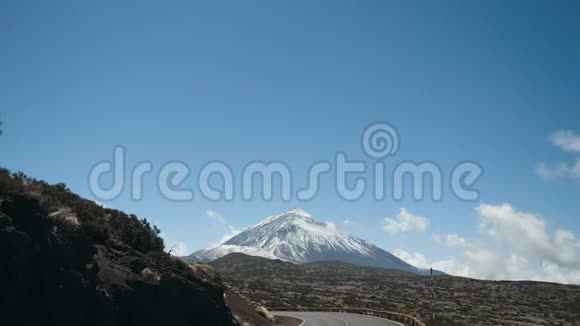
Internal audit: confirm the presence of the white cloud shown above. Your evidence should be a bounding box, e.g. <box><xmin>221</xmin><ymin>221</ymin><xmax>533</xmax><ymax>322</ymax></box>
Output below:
<box><xmin>393</xmin><ymin>249</ymin><xmax>430</xmax><ymax>269</ymax></box>
<box><xmin>540</xmin><ymin>260</ymin><xmax>580</xmax><ymax>285</ymax></box>
<box><xmin>384</xmin><ymin>208</ymin><xmax>429</xmax><ymax>234</ymax></box>
<box><xmin>204</xmin><ymin>210</ymin><xmax>244</xmax><ymax>247</ymax></box>
<box><xmin>433</xmin><ymin>249</ymin><xmax>502</xmax><ymax>279</ymax></box>
<box><xmin>399</xmin><ymin>203</ymin><xmax>580</xmax><ymax>284</ymax></box>
<box><xmin>206</xmin><ymin>209</ymin><xmax>225</xmax><ymax>223</ymax></box>
<box><xmin>395</xmin><ymin>247</ymin><xmax>580</xmax><ymax>284</ymax></box>
<box><xmin>550</xmin><ymin>130</ymin><xmax>580</xmax><ymax>152</ymax></box>
<box><xmin>477</xmin><ymin>203</ymin><xmax>580</xmax><ymax>268</ymax></box>
<box><xmin>214</xmin><ymin>225</ymin><xmax>242</xmax><ymax>246</ymax></box>
<box><xmin>394</xmin><ymin>247</ymin><xmax>503</xmax><ymax>279</ymax></box>
<box><xmin>170</xmin><ymin>242</ymin><xmax>189</xmax><ymax>256</ymax></box>
<box><xmin>343</xmin><ymin>219</ymin><xmax>352</xmax><ymax>226</ymax></box>
<box><xmin>535</xmin><ymin>162</ymin><xmax>571</xmax><ymax>179</ymax></box>
<box><xmin>536</xmin><ymin>130</ymin><xmax>580</xmax><ymax>181</ymax></box>
<box><xmin>535</xmin><ymin>160</ymin><xmax>580</xmax><ymax>180</ymax></box>
<box><xmin>434</xmin><ymin>234</ymin><xmax>470</xmax><ymax>248</ymax></box>
<box><xmin>431</xmin><ymin>256</ymin><xmax>473</xmax><ymax>278</ymax></box>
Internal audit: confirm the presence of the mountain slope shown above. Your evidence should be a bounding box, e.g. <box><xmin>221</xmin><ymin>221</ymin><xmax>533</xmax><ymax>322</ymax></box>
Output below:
<box><xmin>0</xmin><ymin>168</ymin><xmax>238</xmax><ymax>326</ymax></box>
<box><xmin>191</xmin><ymin>208</ymin><xmax>432</xmax><ymax>274</ymax></box>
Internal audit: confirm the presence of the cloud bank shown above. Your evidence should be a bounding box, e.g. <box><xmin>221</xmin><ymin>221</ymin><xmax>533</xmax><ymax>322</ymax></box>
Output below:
<box><xmin>395</xmin><ymin>203</ymin><xmax>580</xmax><ymax>284</ymax></box>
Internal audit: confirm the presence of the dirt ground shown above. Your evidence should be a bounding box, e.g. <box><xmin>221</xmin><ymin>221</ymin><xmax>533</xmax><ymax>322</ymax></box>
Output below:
<box><xmin>273</xmin><ymin>316</ymin><xmax>302</xmax><ymax>326</ymax></box>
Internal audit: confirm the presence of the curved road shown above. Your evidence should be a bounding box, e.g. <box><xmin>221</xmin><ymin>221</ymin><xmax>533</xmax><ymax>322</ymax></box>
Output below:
<box><xmin>273</xmin><ymin>311</ymin><xmax>404</xmax><ymax>326</ymax></box>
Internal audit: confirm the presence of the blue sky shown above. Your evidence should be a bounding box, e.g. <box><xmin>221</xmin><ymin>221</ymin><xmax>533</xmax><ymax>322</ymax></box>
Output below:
<box><xmin>1</xmin><ymin>1</ymin><xmax>580</xmax><ymax>282</ymax></box>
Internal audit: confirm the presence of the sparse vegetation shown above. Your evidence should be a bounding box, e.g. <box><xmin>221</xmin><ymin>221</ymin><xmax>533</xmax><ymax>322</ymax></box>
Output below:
<box><xmin>0</xmin><ymin>167</ymin><xmax>238</xmax><ymax>326</ymax></box>
<box><xmin>0</xmin><ymin>167</ymin><xmax>164</xmax><ymax>253</ymax></box>
<box><xmin>210</xmin><ymin>253</ymin><xmax>580</xmax><ymax>326</ymax></box>
<box><xmin>426</xmin><ymin>315</ymin><xmax>468</xmax><ymax>326</ymax></box>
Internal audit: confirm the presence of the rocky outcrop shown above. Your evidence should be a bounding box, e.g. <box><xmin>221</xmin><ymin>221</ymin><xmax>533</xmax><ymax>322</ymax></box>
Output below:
<box><xmin>0</xmin><ymin>190</ymin><xmax>237</xmax><ymax>326</ymax></box>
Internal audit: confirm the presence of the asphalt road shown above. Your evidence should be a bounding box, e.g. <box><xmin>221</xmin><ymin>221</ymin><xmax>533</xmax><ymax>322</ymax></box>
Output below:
<box><xmin>273</xmin><ymin>311</ymin><xmax>404</xmax><ymax>326</ymax></box>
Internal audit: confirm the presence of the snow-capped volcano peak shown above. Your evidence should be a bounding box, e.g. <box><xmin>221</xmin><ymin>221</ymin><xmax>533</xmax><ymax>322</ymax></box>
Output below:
<box><xmin>253</xmin><ymin>208</ymin><xmax>313</xmax><ymax>226</ymax></box>
<box><xmin>190</xmin><ymin>209</ymin><xmax>430</xmax><ymax>274</ymax></box>
<box><xmin>287</xmin><ymin>208</ymin><xmax>312</xmax><ymax>217</ymax></box>
<box><xmin>223</xmin><ymin>208</ymin><xmax>373</xmax><ymax>262</ymax></box>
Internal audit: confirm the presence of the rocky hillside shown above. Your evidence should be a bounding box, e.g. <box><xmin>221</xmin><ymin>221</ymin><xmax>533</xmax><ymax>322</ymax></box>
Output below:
<box><xmin>0</xmin><ymin>168</ymin><xmax>238</xmax><ymax>326</ymax></box>
<box><xmin>211</xmin><ymin>253</ymin><xmax>580</xmax><ymax>326</ymax></box>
